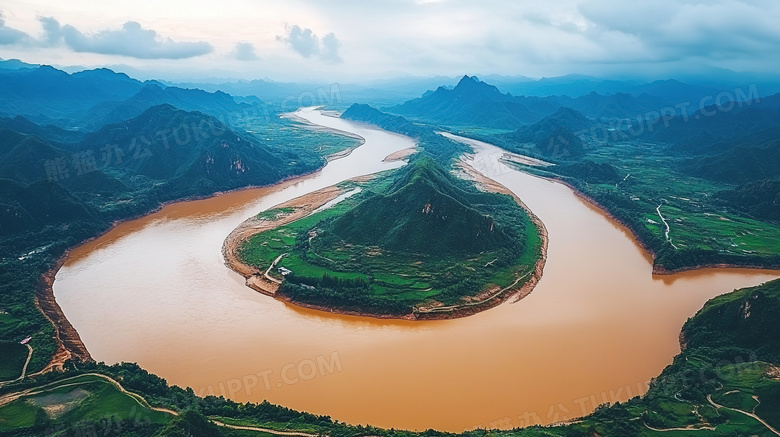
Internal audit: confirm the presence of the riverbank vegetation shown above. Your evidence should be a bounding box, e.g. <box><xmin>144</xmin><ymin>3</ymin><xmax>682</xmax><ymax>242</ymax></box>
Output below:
<box><xmin>375</xmin><ymin>76</ymin><xmax>780</xmax><ymax>273</ymax></box>
<box><xmin>3</xmin><ymin>278</ymin><xmax>779</xmax><ymax>436</ymax></box>
<box><xmin>3</xmin><ymin>65</ymin><xmax>780</xmax><ymax>436</ymax></box>
<box><xmin>502</xmin><ymin>141</ymin><xmax>780</xmax><ymax>273</ymax></box>
<box><xmin>0</xmin><ymin>104</ymin><xmax>360</xmax><ymax>375</ymax></box>
<box><xmin>238</xmin><ymin>158</ymin><xmax>543</xmax><ymax>317</ymax></box>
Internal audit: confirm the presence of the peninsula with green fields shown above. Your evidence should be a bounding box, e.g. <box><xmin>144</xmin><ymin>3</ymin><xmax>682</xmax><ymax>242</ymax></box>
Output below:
<box><xmin>226</xmin><ymin>158</ymin><xmax>546</xmax><ymax>319</ymax></box>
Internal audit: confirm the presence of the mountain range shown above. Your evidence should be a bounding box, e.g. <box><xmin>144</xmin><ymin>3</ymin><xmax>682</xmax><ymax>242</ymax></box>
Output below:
<box><xmin>389</xmin><ymin>75</ymin><xmax>677</xmax><ymax>129</ymax></box>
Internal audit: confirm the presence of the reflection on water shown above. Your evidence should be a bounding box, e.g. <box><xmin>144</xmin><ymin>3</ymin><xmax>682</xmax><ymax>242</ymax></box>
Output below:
<box><xmin>54</xmin><ymin>109</ymin><xmax>779</xmax><ymax>432</ymax></box>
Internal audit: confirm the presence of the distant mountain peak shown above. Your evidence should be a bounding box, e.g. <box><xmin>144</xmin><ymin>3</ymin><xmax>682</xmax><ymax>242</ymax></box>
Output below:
<box><xmin>455</xmin><ymin>74</ymin><xmax>481</xmax><ymax>88</ymax></box>
<box><xmin>452</xmin><ymin>74</ymin><xmax>502</xmax><ymax>96</ymax></box>
<box><xmin>458</xmin><ymin>74</ymin><xmax>476</xmax><ymax>84</ymax></box>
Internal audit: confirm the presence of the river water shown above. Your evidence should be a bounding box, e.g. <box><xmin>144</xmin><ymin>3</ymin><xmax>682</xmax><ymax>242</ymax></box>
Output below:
<box><xmin>54</xmin><ymin>108</ymin><xmax>779</xmax><ymax>431</ymax></box>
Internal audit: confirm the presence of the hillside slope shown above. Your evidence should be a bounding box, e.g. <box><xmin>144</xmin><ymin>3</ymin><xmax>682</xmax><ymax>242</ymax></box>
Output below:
<box><xmin>327</xmin><ymin>158</ymin><xmax>520</xmax><ymax>256</ymax></box>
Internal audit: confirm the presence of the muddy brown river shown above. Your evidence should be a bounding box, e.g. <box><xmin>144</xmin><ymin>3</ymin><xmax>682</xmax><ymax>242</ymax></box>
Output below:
<box><xmin>53</xmin><ymin>108</ymin><xmax>779</xmax><ymax>431</ymax></box>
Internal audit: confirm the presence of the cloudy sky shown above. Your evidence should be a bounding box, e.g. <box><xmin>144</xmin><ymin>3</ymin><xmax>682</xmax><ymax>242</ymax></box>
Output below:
<box><xmin>0</xmin><ymin>0</ymin><xmax>778</xmax><ymax>82</ymax></box>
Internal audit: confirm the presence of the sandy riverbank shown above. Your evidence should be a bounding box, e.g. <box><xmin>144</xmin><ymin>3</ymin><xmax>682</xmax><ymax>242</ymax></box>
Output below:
<box><xmin>419</xmin><ymin>160</ymin><xmax>549</xmax><ymax>317</ymax></box>
<box><xmin>35</xmin><ymin>129</ymin><xmax>366</xmax><ymax>371</ymax></box>
<box><xmin>222</xmin><ymin>184</ymin><xmax>355</xmax><ymax>295</ymax></box>
<box><xmin>221</xmin><ymin>158</ymin><xmax>549</xmax><ymax>321</ymax></box>
<box><xmin>35</xmin><ymin>257</ymin><xmax>92</xmax><ymax>369</ymax></box>
<box><xmin>499</xmin><ymin>160</ymin><xmax>780</xmax><ymax>275</ymax></box>
<box><xmin>382</xmin><ymin>147</ymin><xmax>418</xmax><ymax>162</ymax></box>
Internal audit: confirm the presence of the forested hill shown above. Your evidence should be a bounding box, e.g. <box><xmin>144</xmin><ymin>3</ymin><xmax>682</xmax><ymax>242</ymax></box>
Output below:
<box><xmin>340</xmin><ymin>103</ymin><xmax>467</xmax><ymax>162</ymax></box>
<box><xmin>0</xmin><ymin>104</ymin><xmax>354</xmax><ymax>375</ymax></box>
<box><xmin>326</xmin><ymin>158</ymin><xmax>523</xmax><ymax>256</ymax></box>
<box><xmin>0</xmin><ymin>66</ymin><xmax>143</xmax><ymax>127</ymax></box>
<box><xmin>390</xmin><ymin>75</ymin><xmax>557</xmax><ymax>128</ymax></box>
<box><xmin>0</xmin><ymin>65</ymin><xmax>260</xmax><ymax>131</ymax></box>
<box><xmin>79</xmin><ymin>84</ymin><xmax>254</xmax><ymax>130</ymax></box>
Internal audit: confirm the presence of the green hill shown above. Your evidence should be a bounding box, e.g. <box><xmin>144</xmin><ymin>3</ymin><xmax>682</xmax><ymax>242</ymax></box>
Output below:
<box><xmin>533</xmin><ymin>127</ymin><xmax>585</xmax><ymax>158</ymax></box>
<box><xmin>78</xmin><ymin>104</ymin><xmax>290</xmax><ymax>195</ymax></box>
<box><xmin>0</xmin><ymin>115</ymin><xmax>83</xmax><ymax>144</ymax></box>
<box><xmin>241</xmin><ymin>158</ymin><xmax>540</xmax><ymax>317</ymax></box>
<box><xmin>390</xmin><ymin>75</ymin><xmax>558</xmax><ymax>128</ymax></box>
<box><xmin>326</xmin><ymin>159</ymin><xmax>519</xmax><ymax>256</ymax></box>
<box><xmin>80</xmin><ymin>84</ymin><xmax>250</xmax><ymax>130</ymax></box>
<box><xmin>717</xmin><ymin>179</ymin><xmax>780</xmax><ymax>221</ymax></box>
<box><xmin>340</xmin><ymin>103</ymin><xmax>467</xmax><ymax>162</ymax></box>
<box><xmin>0</xmin><ymin>179</ymin><xmax>97</xmax><ymax>235</ymax></box>
<box><xmin>682</xmin><ymin>278</ymin><xmax>780</xmax><ymax>363</ymax></box>
<box><xmin>513</xmin><ymin>107</ymin><xmax>592</xmax><ymax>143</ymax></box>
<box><xmin>682</xmin><ymin>140</ymin><xmax>780</xmax><ymax>184</ymax></box>
<box><xmin>555</xmin><ymin>160</ymin><xmax>622</xmax><ymax>184</ymax></box>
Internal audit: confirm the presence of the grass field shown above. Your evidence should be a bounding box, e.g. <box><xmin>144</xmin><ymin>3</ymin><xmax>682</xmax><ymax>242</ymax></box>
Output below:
<box><xmin>0</xmin><ymin>341</ymin><xmax>28</xmax><ymax>380</ymax></box>
<box><xmin>0</xmin><ymin>398</ymin><xmax>46</xmax><ymax>431</ymax></box>
<box><xmin>0</xmin><ymin>374</ymin><xmax>170</xmax><ymax>432</ymax></box>
<box><xmin>241</xmin><ymin>116</ymin><xmax>363</xmax><ymax>160</ymax></box>
<box><xmin>628</xmin><ymin>356</ymin><xmax>780</xmax><ymax>436</ymax></box>
<box><xmin>584</xmin><ymin>142</ymin><xmax>780</xmax><ymax>257</ymax></box>
<box><xmin>211</xmin><ymin>416</ymin><xmax>323</xmax><ymax>434</ymax></box>
<box><xmin>0</xmin><ymin>313</ymin><xmax>21</xmax><ymax>337</ymax></box>
<box><xmin>502</xmin><ymin>140</ymin><xmax>780</xmax><ymax>271</ymax></box>
<box><xmin>239</xmin><ymin>167</ymin><xmax>543</xmax><ymax>313</ymax></box>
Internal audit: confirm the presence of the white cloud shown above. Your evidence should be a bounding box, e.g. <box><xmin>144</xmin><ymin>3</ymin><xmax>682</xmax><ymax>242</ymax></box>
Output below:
<box><xmin>276</xmin><ymin>25</ymin><xmax>343</xmax><ymax>63</ymax></box>
<box><xmin>320</xmin><ymin>32</ymin><xmax>342</xmax><ymax>63</ymax></box>
<box><xmin>577</xmin><ymin>0</ymin><xmax>780</xmax><ymax>62</ymax></box>
<box><xmin>0</xmin><ymin>15</ymin><xmax>29</xmax><ymax>45</ymax></box>
<box><xmin>42</xmin><ymin>18</ymin><xmax>213</xmax><ymax>59</ymax></box>
<box><xmin>233</xmin><ymin>41</ymin><xmax>258</xmax><ymax>60</ymax></box>
<box><xmin>1</xmin><ymin>0</ymin><xmax>779</xmax><ymax>81</ymax></box>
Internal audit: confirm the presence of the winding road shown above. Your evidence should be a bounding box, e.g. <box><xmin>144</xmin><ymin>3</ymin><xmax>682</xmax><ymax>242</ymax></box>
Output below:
<box><xmin>0</xmin><ymin>372</ymin><xmax>321</xmax><ymax>436</ymax></box>
<box><xmin>656</xmin><ymin>204</ymin><xmax>678</xmax><ymax>249</ymax></box>
<box><xmin>0</xmin><ymin>344</ymin><xmax>33</xmax><ymax>388</ymax></box>
<box><xmin>707</xmin><ymin>394</ymin><xmax>780</xmax><ymax>436</ymax></box>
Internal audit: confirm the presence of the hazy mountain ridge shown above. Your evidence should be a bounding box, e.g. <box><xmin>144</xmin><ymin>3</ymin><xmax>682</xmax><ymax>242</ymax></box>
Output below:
<box><xmin>0</xmin><ymin>66</ymin><xmax>144</xmax><ymax>127</ymax></box>
<box><xmin>0</xmin><ymin>65</ymin><xmax>257</xmax><ymax>132</ymax></box>
<box><xmin>390</xmin><ymin>75</ymin><xmax>690</xmax><ymax>129</ymax></box>
<box><xmin>390</xmin><ymin>75</ymin><xmax>558</xmax><ymax>128</ymax></box>
<box><xmin>79</xmin><ymin>84</ymin><xmax>253</xmax><ymax>130</ymax></box>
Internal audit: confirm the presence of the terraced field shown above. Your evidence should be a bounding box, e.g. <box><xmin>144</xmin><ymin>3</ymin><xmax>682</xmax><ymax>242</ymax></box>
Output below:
<box><xmin>238</xmin><ymin>160</ymin><xmax>544</xmax><ymax>316</ymax></box>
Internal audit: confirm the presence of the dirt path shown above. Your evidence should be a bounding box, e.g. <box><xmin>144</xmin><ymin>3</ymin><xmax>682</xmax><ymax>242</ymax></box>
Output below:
<box><xmin>656</xmin><ymin>204</ymin><xmax>678</xmax><ymax>249</ymax></box>
<box><xmin>707</xmin><ymin>394</ymin><xmax>780</xmax><ymax>436</ymax></box>
<box><xmin>0</xmin><ymin>372</ymin><xmax>321</xmax><ymax>436</ymax></box>
<box><xmin>416</xmin><ymin>270</ymin><xmax>534</xmax><ymax>314</ymax></box>
<box><xmin>644</xmin><ymin>423</ymin><xmax>715</xmax><ymax>432</ymax></box>
<box><xmin>0</xmin><ymin>344</ymin><xmax>33</xmax><ymax>388</ymax></box>
<box><xmin>222</xmin><ymin>183</ymin><xmax>358</xmax><ymax>295</ymax></box>
<box><xmin>214</xmin><ymin>421</ymin><xmax>319</xmax><ymax>436</ymax></box>
<box><xmin>264</xmin><ymin>253</ymin><xmax>288</xmax><ymax>285</ymax></box>
<box><xmin>615</xmin><ymin>173</ymin><xmax>630</xmax><ymax>189</ymax></box>
<box><xmin>18</xmin><ymin>344</ymin><xmax>32</xmax><ymax>381</ymax></box>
